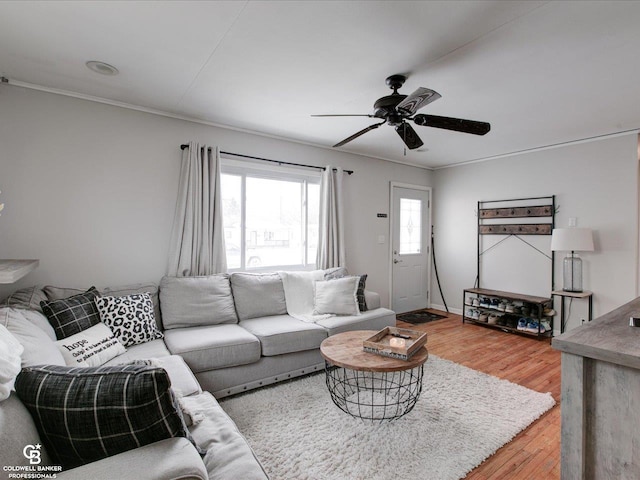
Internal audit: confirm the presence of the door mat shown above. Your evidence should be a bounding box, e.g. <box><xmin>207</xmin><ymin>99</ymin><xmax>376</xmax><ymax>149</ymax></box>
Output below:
<box><xmin>397</xmin><ymin>309</ymin><xmax>447</xmax><ymax>324</ymax></box>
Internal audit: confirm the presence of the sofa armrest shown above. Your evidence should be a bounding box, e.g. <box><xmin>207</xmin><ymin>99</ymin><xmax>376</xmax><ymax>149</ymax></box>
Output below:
<box><xmin>364</xmin><ymin>290</ymin><xmax>381</xmax><ymax>310</ymax></box>
<box><xmin>56</xmin><ymin>438</ymin><xmax>207</xmax><ymax>480</ymax></box>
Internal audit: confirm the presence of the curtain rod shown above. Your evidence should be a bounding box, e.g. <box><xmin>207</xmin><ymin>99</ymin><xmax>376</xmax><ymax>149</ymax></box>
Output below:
<box><xmin>180</xmin><ymin>144</ymin><xmax>353</xmax><ymax>175</ymax></box>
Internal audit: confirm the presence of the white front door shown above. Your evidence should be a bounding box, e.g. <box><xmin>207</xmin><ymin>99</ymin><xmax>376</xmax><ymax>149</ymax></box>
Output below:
<box><xmin>390</xmin><ymin>184</ymin><xmax>431</xmax><ymax>314</ymax></box>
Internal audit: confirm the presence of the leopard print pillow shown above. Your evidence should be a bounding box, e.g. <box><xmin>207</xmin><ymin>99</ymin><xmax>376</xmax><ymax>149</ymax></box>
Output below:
<box><xmin>95</xmin><ymin>293</ymin><xmax>163</xmax><ymax>347</ymax></box>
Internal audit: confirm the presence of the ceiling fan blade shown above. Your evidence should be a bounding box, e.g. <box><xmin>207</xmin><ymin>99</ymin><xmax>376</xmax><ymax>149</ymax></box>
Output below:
<box><xmin>413</xmin><ymin>114</ymin><xmax>490</xmax><ymax>135</ymax></box>
<box><xmin>395</xmin><ymin>123</ymin><xmax>424</xmax><ymax>150</ymax></box>
<box><xmin>333</xmin><ymin>121</ymin><xmax>386</xmax><ymax>148</ymax></box>
<box><xmin>311</xmin><ymin>114</ymin><xmax>374</xmax><ymax>117</ymax></box>
<box><xmin>396</xmin><ymin>87</ymin><xmax>442</xmax><ymax>115</ymax></box>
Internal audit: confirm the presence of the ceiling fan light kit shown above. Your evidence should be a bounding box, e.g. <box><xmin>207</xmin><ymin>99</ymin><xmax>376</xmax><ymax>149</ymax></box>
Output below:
<box><xmin>313</xmin><ymin>74</ymin><xmax>491</xmax><ymax>150</ymax></box>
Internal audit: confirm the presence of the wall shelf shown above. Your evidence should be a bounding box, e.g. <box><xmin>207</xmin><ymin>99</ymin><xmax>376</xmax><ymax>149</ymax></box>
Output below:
<box><xmin>0</xmin><ymin>259</ymin><xmax>39</xmax><ymax>284</ymax></box>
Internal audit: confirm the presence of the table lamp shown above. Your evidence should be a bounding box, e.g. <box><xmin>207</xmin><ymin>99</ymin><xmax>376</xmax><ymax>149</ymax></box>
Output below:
<box><xmin>550</xmin><ymin>228</ymin><xmax>594</xmax><ymax>292</ymax></box>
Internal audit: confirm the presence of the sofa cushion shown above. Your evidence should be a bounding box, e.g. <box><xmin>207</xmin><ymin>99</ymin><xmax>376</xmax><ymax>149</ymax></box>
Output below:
<box><xmin>240</xmin><ymin>315</ymin><xmax>328</xmax><ymax>356</ymax></box>
<box><xmin>160</xmin><ymin>275</ymin><xmax>238</xmax><ymax>329</ymax></box>
<box><xmin>230</xmin><ymin>272</ymin><xmax>287</xmax><ymax>320</ymax></box>
<box><xmin>313</xmin><ymin>276</ymin><xmax>360</xmax><ymax>316</ymax></box>
<box><xmin>40</xmin><ymin>287</ymin><xmax>101</xmax><ymax>339</ymax></box>
<box><xmin>44</xmin><ymin>283</ymin><xmax>164</xmax><ymax>330</ymax></box>
<box><xmin>163</xmin><ymin>324</ymin><xmax>260</xmax><ymax>373</ymax></box>
<box><xmin>1</xmin><ymin>286</ymin><xmax>48</xmax><ymax>312</ymax></box>
<box><xmin>0</xmin><ymin>393</ymin><xmax>54</xmax><ymax>471</ymax></box>
<box><xmin>55</xmin><ymin>323</ymin><xmax>126</xmax><ymax>367</ymax></box>
<box><xmin>103</xmin><ymin>338</ymin><xmax>171</xmax><ymax>365</ymax></box>
<box><xmin>95</xmin><ymin>293</ymin><xmax>164</xmax><ymax>346</ymax></box>
<box><xmin>0</xmin><ymin>307</ymin><xmax>65</xmax><ymax>367</ymax></box>
<box><xmin>15</xmin><ymin>364</ymin><xmax>195</xmax><ymax>470</ymax></box>
<box><xmin>315</xmin><ymin>308</ymin><xmax>397</xmax><ymax>336</ymax></box>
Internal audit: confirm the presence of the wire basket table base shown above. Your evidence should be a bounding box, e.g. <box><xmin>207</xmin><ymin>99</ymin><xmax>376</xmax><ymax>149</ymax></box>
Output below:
<box><xmin>324</xmin><ymin>363</ymin><xmax>424</xmax><ymax>422</ymax></box>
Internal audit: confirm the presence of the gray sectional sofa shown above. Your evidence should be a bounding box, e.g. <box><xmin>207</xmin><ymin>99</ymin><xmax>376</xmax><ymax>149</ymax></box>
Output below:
<box><xmin>0</xmin><ymin>269</ymin><xmax>396</xmax><ymax>479</ymax></box>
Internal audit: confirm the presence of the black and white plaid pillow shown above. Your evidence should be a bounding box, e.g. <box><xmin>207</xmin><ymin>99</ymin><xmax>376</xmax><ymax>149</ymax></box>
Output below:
<box><xmin>15</xmin><ymin>364</ymin><xmax>196</xmax><ymax>470</ymax></box>
<box><xmin>94</xmin><ymin>293</ymin><xmax>163</xmax><ymax>347</ymax></box>
<box><xmin>40</xmin><ymin>287</ymin><xmax>101</xmax><ymax>339</ymax></box>
<box><xmin>324</xmin><ymin>270</ymin><xmax>368</xmax><ymax>312</ymax></box>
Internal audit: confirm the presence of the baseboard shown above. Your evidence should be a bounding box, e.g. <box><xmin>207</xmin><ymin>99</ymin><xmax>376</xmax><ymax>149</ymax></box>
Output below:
<box><xmin>429</xmin><ymin>303</ymin><xmax>462</xmax><ymax>316</ymax></box>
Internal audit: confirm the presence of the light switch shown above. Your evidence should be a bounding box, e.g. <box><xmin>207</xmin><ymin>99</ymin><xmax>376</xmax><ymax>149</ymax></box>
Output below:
<box><xmin>378</xmin><ymin>235</ymin><xmax>385</xmax><ymax>244</ymax></box>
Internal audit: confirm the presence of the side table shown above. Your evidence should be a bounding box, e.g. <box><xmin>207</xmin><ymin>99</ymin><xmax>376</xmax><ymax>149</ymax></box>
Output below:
<box><xmin>551</xmin><ymin>290</ymin><xmax>593</xmax><ymax>334</ymax></box>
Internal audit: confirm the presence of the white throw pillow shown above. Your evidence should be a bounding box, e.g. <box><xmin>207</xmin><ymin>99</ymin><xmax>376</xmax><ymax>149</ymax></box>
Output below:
<box><xmin>313</xmin><ymin>276</ymin><xmax>361</xmax><ymax>316</ymax></box>
<box><xmin>55</xmin><ymin>323</ymin><xmax>126</xmax><ymax>367</ymax></box>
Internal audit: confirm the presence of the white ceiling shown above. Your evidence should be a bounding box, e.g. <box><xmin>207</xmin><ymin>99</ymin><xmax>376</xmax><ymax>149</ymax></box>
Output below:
<box><xmin>1</xmin><ymin>1</ymin><xmax>639</xmax><ymax>168</ymax></box>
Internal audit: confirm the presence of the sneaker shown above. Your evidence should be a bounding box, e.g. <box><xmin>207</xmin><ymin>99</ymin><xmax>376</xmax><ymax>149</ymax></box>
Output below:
<box><xmin>506</xmin><ymin>315</ymin><xmax>519</xmax><ymax>329</ymax></box>
<box><xmin>541</xmin><ymin>319</ymin><xmax>552</xmax><ymax>332</ymax></box>
<box><xmin>521</xmin><ymin>305</ymin><xmax>531</xmax><ymax>317</ymax></box>
<box><xmin>526</xmin><ymin>320</ymin><xmax>541</xmax><ymax>333</ymax></box>
<box><xmin>505</xmin><ymin>303</ymin><xmax>515</xmax><ymax>313</ymax></box>
<box><xmin>490</xmin><ymin>298</ymin><xmax>500</xmax><ymax>309</ymax></box>
<box><xmin>512</xmin><ymin>305</ymin><xmax>522</xmax><ymax>315</ymax></box>
<box><xmin>472</xmin><ymin>298</ymin><xmax>480</xmax><ymax>307</ymax></box>
<box><xmin>517</xmin><ymin>318</ymin><xmax>528</xmax><ymax>331</ymax></box>
<box><xmin>543</xmin><ymin>308</ymin><xmax>556</xmax><ymax>317</ymax></box>
<box><xmin>497</xmin><ymin>301</ymin><xmax>507</xmax><ymax>312</ymax></box>
<box><xmin>496</xmin><ymin>315</ymin><xmax>507</xmax><ymax>326</ymax></box>
<box><xmin>479</xmin><ymin>297</ymin><xmax>491</xmax><ymax>308</ymax></box>
<box><xmin>465</xmin><ymin>297</ymin><xmax>473</xmax><ymax>306</ymax></box>
<box><xmin>478</xmin><ymin>312</ymin><xmax>489</xmax><ymax>323</ymax></box>
<box><xmin>488</xmin><ymin>313</ymin><xmax>501</xmax><ymax>325</ymax></box>
<box><xmin>465</xmin><ymin>308</ymin><xmax>475</xmax><ymax>319</ymax></box>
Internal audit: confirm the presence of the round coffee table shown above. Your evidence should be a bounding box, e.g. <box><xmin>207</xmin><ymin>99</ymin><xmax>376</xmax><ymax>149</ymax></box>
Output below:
<box><xmin>320</xmin><ymin>330</ymin><xmax>428</xmax><ymax>422</ymax></box>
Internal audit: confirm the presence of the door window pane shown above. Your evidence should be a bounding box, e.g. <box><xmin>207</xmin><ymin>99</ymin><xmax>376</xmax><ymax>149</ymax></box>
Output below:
<box><xmin>399</xmin><ymin>198</ymin><xmax>421</xmax><ymax>254</ymax></box>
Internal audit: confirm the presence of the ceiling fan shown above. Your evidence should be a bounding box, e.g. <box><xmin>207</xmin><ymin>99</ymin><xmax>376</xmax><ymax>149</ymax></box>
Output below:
<box><xmin>312</xmin><ymin>74</ymin><xmax>491</xmax><ymax>150</ymax></box>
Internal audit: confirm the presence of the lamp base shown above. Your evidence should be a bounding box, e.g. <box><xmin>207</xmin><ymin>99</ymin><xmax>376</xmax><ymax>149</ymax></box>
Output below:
<box><xmin>562</xmin><ymin>254</ymin><xmax>583</xmax><ymax>293</ymax></box>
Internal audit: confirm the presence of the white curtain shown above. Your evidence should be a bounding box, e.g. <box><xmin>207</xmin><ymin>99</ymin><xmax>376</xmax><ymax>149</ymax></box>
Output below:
<box><xmin>167</xmin><ymin>142</ymin><xmax>227</xmax><ymax>276</ymax></box>
<box><xmin>316</xmin><ymin>165</ymin><xmax>345</xmax><ymax>269</ymax></box>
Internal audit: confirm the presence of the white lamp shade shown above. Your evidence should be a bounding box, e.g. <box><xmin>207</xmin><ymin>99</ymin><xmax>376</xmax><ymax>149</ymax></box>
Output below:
<box><xmin>550</xmin><ymin>228</ymin><xmax>594</xmax><ymax>252</ymax></box>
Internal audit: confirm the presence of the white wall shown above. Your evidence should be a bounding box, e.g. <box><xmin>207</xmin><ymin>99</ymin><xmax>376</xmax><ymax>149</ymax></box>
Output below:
<box><xmin>0</xmin><ymin>85</ymin><xmax>432</xmax><ymax>306</ymax></box>
<box><xmin>432</xmin><ymin>134</ymin><xmax>638</xmax><ymax>331</ymax></box>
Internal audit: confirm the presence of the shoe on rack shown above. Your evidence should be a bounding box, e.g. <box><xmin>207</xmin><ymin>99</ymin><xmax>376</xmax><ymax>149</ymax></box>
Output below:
<box><xmin>521</xmin><ymin>305</ymin><xmax>531</xmax><ymax>317</ymax></box>
<box><xmin>541</xmin><ymin>319</ymin><xmax>552</xmax><ymax>332</ymax></box>
<box><xmin>526</xmin><ymin>320</ymin><xmax>541</xmax><ymax>333</ymax></box>
<box><xmin>496</xmin><ymin>315</ymin><xmax>507</xmax><ymax>326</ymax></box>
<box><xmin>505</xmin><ymin>303</ymin><xmax>515</xmax><ymax>313</ymax></box>
<box><xmin>479</xmin><ymin>297</ymin><xmax>491</xmax><ymax>308</ymax></box>
<box><xmin>543</xmin><ymin>308</ymin><xmax>556</xmax><ymax>317</ymax></box>
<box><xmin>472</xmin><ymin>298</ymin><xmax>480</xmax><ymax>307</ymax></box>
<box><xmin>478</xmin><ymin>312</ymin><xmax>489</xmax><ymax>322</ymax></box>
<box><xmin>497</xmin><ymin>301</ymin><xmax>507</xmax><ymax>312</ymax></box>
<box><xmin>512</xmin><ymin>305</ymin><xmax>522</xmax><ymax>315</ymax></box>
<box><xmin>488</xmin><ymin>313</ymin><xmax>501</xmax><ymax>325</ymax></box>
<box><xmin>490</xmin><ymin>298</ymin><xmax>500</xmax><ymax>309</ymax></box>
<box><xmin>517</xmin><ymin>318</ymin><xmax>528</xmax><ymax>331</ymax></box>
<box><xmin>465</xmin><ymin>297</ymin><xmax>473</xmax><ymax>306</ymax></box>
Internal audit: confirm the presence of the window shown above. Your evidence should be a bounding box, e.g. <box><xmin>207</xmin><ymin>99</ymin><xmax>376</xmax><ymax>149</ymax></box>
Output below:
<box><xmin>220</xmin><ymin>158</ymin><xmax>320</xmax><ymax>271</ymax></box>
<box><xmin>399</xmin><ymin>198</ymin><xmax>422</xmax><ymax>254</ymax></box>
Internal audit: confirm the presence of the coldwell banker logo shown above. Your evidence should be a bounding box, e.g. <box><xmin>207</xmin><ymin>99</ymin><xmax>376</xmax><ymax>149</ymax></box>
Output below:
<box><xmin>2</xmin><ymin>444</ymin><xmax>61</xmax><ymax>478</ymax></box>
<box><xmin>23</xmin><ymin>445</ymin><xmax>41</xmax><ymax>465</ymax></box>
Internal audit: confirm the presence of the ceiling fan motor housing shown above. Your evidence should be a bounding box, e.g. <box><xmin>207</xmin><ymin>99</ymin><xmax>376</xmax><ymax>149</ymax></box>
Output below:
<box><xmin>373</xmin><ymin>94</ymin><xmax>407</xmax><ymax>124</ymax></box>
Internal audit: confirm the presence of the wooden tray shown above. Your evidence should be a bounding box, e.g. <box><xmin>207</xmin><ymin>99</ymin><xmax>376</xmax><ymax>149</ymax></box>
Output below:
<box><xmin>363</xmin><ymin>327</ymin><xmax>428</xmax><ymax>361</ymax></box>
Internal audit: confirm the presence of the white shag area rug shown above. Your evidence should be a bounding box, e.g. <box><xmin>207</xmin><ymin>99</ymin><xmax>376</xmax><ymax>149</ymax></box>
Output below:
<box><xmin>220</xmin><ymin>355</ymin><xmax>555</xmax><ymax>480</ymax></box>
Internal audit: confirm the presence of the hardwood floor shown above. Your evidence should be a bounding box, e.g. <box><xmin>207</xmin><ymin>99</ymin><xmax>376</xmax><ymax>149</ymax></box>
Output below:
<box><xmin>396</xmin><ymin>310</ymin><xmax>561</xmax><ymax>480</ymax></box>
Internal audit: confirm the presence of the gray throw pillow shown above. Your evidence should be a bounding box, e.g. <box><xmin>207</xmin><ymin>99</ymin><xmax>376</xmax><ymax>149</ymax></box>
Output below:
<box><xmin>230</xmin><ymin>272</ymin><xmax>287</xmax><ymax>320</ymax></box>
<box><xmin>159</xmin><ymin>275</ymin><xmax>238</xmax><ymax>329</ymax></box>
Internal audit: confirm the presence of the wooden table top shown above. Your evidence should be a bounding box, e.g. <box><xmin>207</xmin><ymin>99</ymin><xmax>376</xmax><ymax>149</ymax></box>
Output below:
<box><xmin>320</xmin><ymin>330</ymin><xmax>429</xmax><ymax>372</ymax></box>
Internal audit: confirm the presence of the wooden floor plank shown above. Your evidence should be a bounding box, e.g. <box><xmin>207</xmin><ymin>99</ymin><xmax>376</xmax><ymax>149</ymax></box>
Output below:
<box><xmin>397</xmin><ymin>310</ymin><xmax>560</xmax><ymax>480</ymax></box>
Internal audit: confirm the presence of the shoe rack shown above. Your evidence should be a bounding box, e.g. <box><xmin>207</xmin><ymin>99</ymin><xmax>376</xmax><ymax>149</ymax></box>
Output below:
<box><xmin>463</xmin><ymin>195</ymin><xmax>555</xmax><ymax>338</ymax></box>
